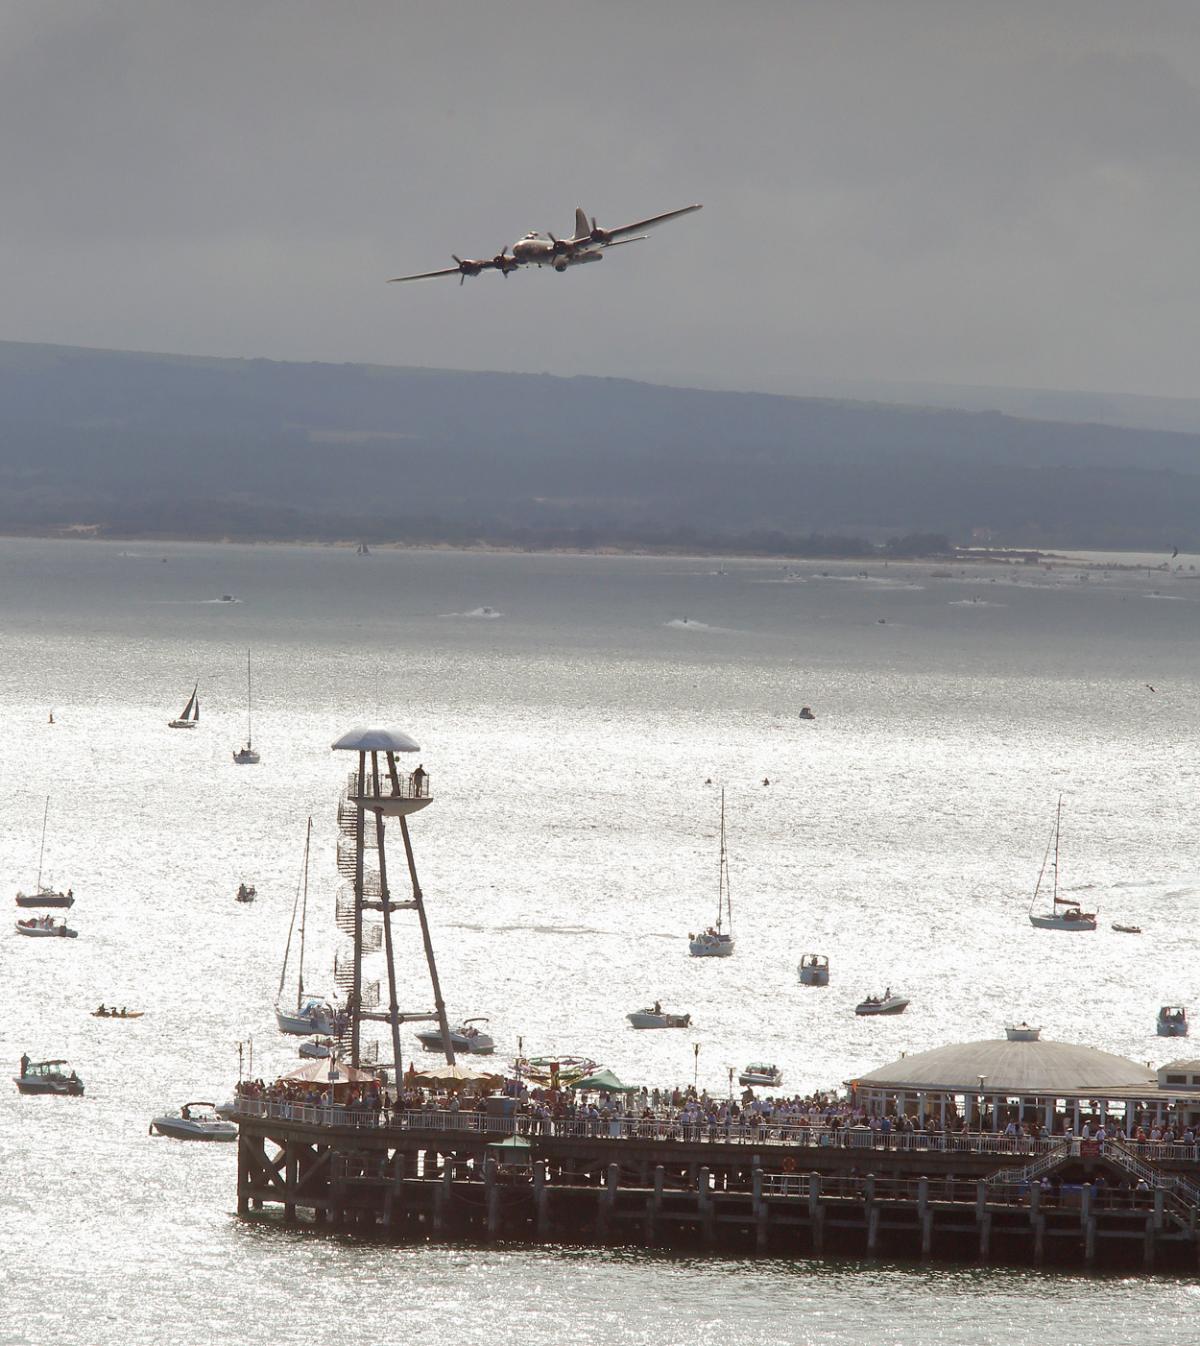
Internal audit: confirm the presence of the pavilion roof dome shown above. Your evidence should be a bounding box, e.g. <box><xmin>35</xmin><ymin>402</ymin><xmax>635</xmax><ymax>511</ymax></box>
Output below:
<box><xmin>331</xmin><ymin>727</ymin><xmax>421</xmax><ymax>753</ymax></box>
<box><xmin>854</xmin><ymin>1037</ymin><xmax>1156</xmax><ymax>1096</ymax></box>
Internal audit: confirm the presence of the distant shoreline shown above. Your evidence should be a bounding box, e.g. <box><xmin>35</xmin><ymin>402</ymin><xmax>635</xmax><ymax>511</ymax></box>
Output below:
<box><xmin>3</xmin><ymin>527</ymin><xmax>1193</xmax><ymax>575</ymax></box>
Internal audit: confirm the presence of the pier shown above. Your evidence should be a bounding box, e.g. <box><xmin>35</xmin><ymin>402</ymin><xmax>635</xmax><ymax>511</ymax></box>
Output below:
<box><xmin>236</xmin><ymin>726</ymin><xmax>1200</xmax><ymax>1273</ymax></box>
<box><xmin>235</xmin><ymin>1101</ymin><xmax>1200</xmax><ymax>1269</ymax></box>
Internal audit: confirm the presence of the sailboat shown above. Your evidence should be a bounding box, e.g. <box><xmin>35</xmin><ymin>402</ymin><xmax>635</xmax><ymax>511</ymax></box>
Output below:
<box><xmin>233</xmin><ymin>650</ymin><xmax>260</xmax><ymax>764</ymax></box>
<box><xmin>689</xmin><ymin>789</ymin><xmax>735</xmax><ymax>957</ymax></box>
<box><xmin>168</xmin><ymin>683</ymin><xmax>200</xmax><ymax>729</ymax></box>
<box><xmin>1028</xmin><ymin>797</ymin><xmax>1096</xmax><ymax>930</ymax></box>
<box><xmin>15</xmin><ymin>797</ymin><xmax>75</xmax><ymax>908</ymax></box>
<box><xmin>275</xmin><ymin>820</ymin><xmax>340</xmax><ymax>1035</ymax></box>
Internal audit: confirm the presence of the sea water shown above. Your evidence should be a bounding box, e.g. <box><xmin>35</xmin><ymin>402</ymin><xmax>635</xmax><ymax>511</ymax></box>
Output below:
<box><xmin>2</xmin><ymin>538</ymin><xmax>1199</xmax><ymax>1345</ymax></box>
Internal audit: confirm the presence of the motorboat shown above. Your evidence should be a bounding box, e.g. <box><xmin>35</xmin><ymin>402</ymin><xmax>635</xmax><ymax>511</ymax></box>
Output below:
<box><xmin>855</xmin><ymin>990</ymin><xmax>909</xmax><ymax>1016</ymax></box>
<box><xmin>689</xmin><ymin>788</ymin><xmax>735</xmax><ymax>958</ymax></box>
<box><xmin>798</xmin><ymin>953</ymin><xmax>829</xmax><ymax>986</ymax></box>
<box><xmin>168</xmin><ymin>682</ymin><xmax>200</xmax><ymax>729</ymax></box>
<box><xmin>415</xmin><ymin>1017</ymin><xmax>495</xmax><ymax>1054</ymax></box>
<box><xmin>1005</xmin><ymin>1023</ymin><xmax>1041</xmax><ymax>1041</ymax></box>
<box><xmin>232</xmin><ymin>648</ymin><xmax>261</xmax><ymax>764</ymax></box>
<box><xmin>1112</xmin><ymin>923</ymin><xmax>1142</xmax><ymax>934</ymax></box>
<box><xmin>150</xmin><ymin>1101</ymin><xmax>237</xmax><ymax>1141</ymax></box>
<box><xmin>1158</xmin><ymin>1006</ymin><xmax>1189</xmax><ymax>1038</ymax></box>
<box><xmin>799</xmin><ymin>706</ymin><xmax>816</xmax><ymax>720</ymax></box>
<box><xmin>15</xmin><ymin>798</ymin><xmax>74</xmax><ymax>908</ymax></box>
<box><xmin>16</xmin><ymin>915</ymin><xmax>77</xmax><ymax>938</ymax></box>
<box><xmin>627</xmin><ymin>1006</ymin><xmax>691</xmax><ymax>1029</ymax></box>
<box><xmin>299</xmin><ymin>1037</ymin><xmax>334</xmax><ymax>1059</ymax></box>
<box><xmin>15</xmin><ymin>1058</ymin><xmax>84</xmax><ymax>1095</ymax></box>
<box><xmin>236</xmin><ymin>883</ymin><xmax>257</xmax><ymax>903</ymax></box>
<box><xmin>739</xmin><ymin>1063</ymin><xmax>783</xmax><ymax>1088</ymax></box>
<box><xmin>1027</xmin><ymin>798</ymin><xmax>1096</xmax><ymax>931</ymax></box>
<box><xmin>92</xmin><ymin>1005</ymin><xmax>142</xmax><ymax>1019</ymax></box>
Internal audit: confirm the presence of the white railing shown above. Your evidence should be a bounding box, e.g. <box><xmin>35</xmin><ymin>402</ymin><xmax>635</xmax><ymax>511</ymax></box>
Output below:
<box><xmin>231</xmin><ymin>1100</ymin><xmax>1065</xmax><ymax>1154</ymax></box>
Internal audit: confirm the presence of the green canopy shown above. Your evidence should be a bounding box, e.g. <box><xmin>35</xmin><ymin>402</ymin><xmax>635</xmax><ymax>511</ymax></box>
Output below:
<box><xmin>487</xmin><ymin>1134</ymin><xmax>532</xmax><ymax>1151</ymax></box>
<box><xmin>568</xmin><ymin>1069</ymin><xmax>638</xmax><ymax>1093</ymax></box>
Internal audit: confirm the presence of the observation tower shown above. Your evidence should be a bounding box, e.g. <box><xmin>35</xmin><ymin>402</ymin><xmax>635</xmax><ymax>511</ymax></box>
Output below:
<box><xmin>331</xmin><ymin>727</ymin><xmax>455</xmax><ymax>1074</ymax></box>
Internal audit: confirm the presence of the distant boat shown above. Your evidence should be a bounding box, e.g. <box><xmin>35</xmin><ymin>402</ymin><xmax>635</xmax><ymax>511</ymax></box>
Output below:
<box><xmin>798</xmin><ymin>953</ymin><xmax>829</xmax><ymax>985</ymax></box>
<box><xmin>1112</xmin><ymin>923</ymin><xmax>1142</xmax><ymax>934</ymax></box>
<box><xmin>689</xmin><ymin>789</ymin><xmax>735</xmax><ymax>957</ymax></box>
<box><xmin>1027</xmin><ymin>798</ymin><xmax>1096</xmax><ymax>931</ymax></box>
<box><xmin>1158</xmin><ymin>1005</ymin><xmax>1188</xmax><ymax>1037</ymax></box>
<box><xmin>739</xmin><ymin>1063</ymin><xmax>782</xmax><ymax>1088</ymax></box>
<box><xmin>235</xmin><ymin>883</ymin><xmax>256</xmax><ymax>904</ymax></box>
<box><xmin>150</xmin><ymin>1102</ymin><xmax>237</xmax><ymax>1141</ymax></box>
<box><xmin>14</xmin><ymin>797</ymin><xmax>74</xmax><ymax>908</ymax></box>
<box><xmin>15</xmin><ymin>1058</ymin><xmax>83</xmax><ymax>1096</ymax></box>
<box><xmin>855</xmin><ymin>990</ymin><xmax>909</xmax><ymax>1016</ymax></box>
<box><xmin>168</xmin><ymin>683</ymin><xmax>200</xmax><ymax>729</ymax></box>
<box><xmin>16</xmin><ymin>915</ymin><xmax>77</xmax><ymax>938</ymax></box>
<box><xmin>233</xmin><ymin>650</ymin><xmax>260</xmax><ymax>764</ymax></box>
<box><xmin>357</xmin><ymin>542</ymin><xmax>371</xmax><ymax>556</ymax></box>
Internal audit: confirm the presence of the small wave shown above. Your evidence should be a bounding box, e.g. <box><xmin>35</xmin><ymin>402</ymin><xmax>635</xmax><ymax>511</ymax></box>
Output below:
<box><xmin>949</xmin><ymin>599</ymin><xmax>1007</xmax><ymax>608</ymax></box>
<box><xmin>439</xmin><ymin>607</ymin><xmax>503</xmax><ymax>619</ymax></box>
<box><xmin>1145</xmin><ymin>592</ymin><xmax>1189</xmax><ymax>601</ymax></box>
<box><xmin>664</xmin><ymin>618</ymin><xmax>735</xmax><ymax>633</ymax></box>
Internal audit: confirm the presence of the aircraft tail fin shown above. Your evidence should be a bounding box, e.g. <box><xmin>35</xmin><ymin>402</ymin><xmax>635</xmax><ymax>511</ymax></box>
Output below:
<box><xmin>574</xmin><ymin>207</ymin><xmax>590</xmax><ymax>240</ymax></box>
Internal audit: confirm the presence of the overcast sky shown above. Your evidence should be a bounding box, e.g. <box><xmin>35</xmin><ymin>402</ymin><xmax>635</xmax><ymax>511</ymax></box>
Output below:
<box><xmin>2</xmin><ymin>1</ymin><xmax>1198</xmax><ymax>399</ymax></box>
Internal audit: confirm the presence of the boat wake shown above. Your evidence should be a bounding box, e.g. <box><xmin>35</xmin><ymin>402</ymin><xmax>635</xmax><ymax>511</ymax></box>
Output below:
<box><xmin>439</xmin><ymin>607</ymin><xmax>503</xmax><ymax>619</ymax></box>
<box><xmin>949</xmin><ymin>599</ymin><xmax>1007</xmax><ymax>608</ymax></box>
<box><xmin>664</xmin><ymin>618</ymin><xmax>732</xmax><ymax>632</ymax></box>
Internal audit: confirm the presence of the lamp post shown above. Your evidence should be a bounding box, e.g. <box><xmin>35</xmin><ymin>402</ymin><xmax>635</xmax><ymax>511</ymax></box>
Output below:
<box><xmin>693</xmin><ymin>1042</ymin><xmax>701</xmax><ymax>1091</ymax></box>
<box><xmin>727</xmin><ymin>1066</ymin><xmax>734</xmax><ymax>1101</ymax></box>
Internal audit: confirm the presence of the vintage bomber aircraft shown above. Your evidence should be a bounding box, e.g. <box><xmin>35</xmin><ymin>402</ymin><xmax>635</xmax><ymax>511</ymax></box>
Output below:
<box><xmin>388</xmin><ymin>203</ymin><xmax>701</xmax><ymax>285</ymax></box>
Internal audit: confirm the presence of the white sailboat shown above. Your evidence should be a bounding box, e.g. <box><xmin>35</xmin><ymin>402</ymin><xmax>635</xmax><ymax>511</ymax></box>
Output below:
<box><xmin>275</xmin><ymin>819</ymin><xmax>340</xmax><ymax>1036</ymax></box>
<box><xmin>689</xmin><ymin>789</ymin><xmax>735</xmax><ymax>957</ymax></box>
<box><xmin>15</xmin><ymin>797</ymin><xmax>74</xmax><ymax>908</ymax></box>
<box><xmin>168</xmin><ymin>683</ymin><xmax>200</xmax><ymax>729</ymax></box>
<box><xmin>233</xmin><ymin>649</ymin><xmax>260</xmax><ymax>764</ymax></box>
<box><xmin>1027</xmin><ymin>797</ymin><xmax>1096</xmax><ymax>931</ymax></box>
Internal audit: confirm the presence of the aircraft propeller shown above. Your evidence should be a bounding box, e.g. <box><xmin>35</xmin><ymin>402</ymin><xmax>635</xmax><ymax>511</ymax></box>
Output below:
<box><xmin>589</xmin><ymin>215</ymin><xmax>613</xmax><ymax>244</ymax></box>
<box><xmin>493</xmin><ymin>248</ymin><xmax>519</xmax><ymax>276</ymax></box>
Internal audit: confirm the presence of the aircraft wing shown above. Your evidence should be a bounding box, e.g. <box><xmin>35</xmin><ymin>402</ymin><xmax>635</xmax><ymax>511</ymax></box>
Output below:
<box><xmin>387</xmin><ymin>266</ymin><xmax>469</xmax><ymax>283</ymax></box>
<box><xmin>594</xmin><ymin>203</ymin><xmax>702</xmax><ymax>241</ymax></box>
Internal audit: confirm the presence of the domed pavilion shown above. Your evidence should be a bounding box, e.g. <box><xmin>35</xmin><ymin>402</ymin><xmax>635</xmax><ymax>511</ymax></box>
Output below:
<box><xmin>848</xmin><ymin>1027</ymin><xmax>1200</xmax><ymax>1133</ymax></box>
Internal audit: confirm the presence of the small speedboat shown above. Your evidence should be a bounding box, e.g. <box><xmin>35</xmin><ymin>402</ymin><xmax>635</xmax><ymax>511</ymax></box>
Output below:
<box><xmin>855</xmin><ymin>991</ymin><xmax>909</xmax><ymax>1016</ymax></box>
<box><xmin>150</xmin><ymin>1101</ymin><xmax>237</xmax><ymax>1141</ymax></box>
<box><xmin>299</xmin><ymin>1037</ymin><xmax>334</xmax><ymax>1059</ymax></box>
<box><xmin>627</xmin><ymin>1006</ymin><xmax>691</xmax><ymax>1029</ymax></box>
<box><xmin>739</xmin><ymin>1063</ymin><xmax>783</xmax><ymax>1088</ymax></box>
<box><xmin>1112</xmin><ymin>923</ymin><xmax>1142</xmax><ymax>934</ymax></box>
<box><xmin>415</xmin><ymin>1017</ymin><xmax>495</xmax><ymax>1054</ymax></box>
<box><xmin>15</xmin><ymin>915</ymin><xmax>76</xmax><ymax>938</ymax></box>
<box><xmin>1158</xmin><ymin>1005</ymin><xmax>1189</xmax><ymax>1038</ymax></box>
<box><xmin>798</xmin><ymin>953</ymin><xmax>829</xmax><ymax>986</ymax></box>
<box><xmin>15</xmin><ymin>1058</ymin><xmax>83</xmax><ymax>1095</ymax></box>
<box><xmin>799</xmin><ymin>706</ymin><xmax>816</xmax><ymax>721</ymax></box>
<box><xmin>91</xmin><ymin>1006</ymin><xmax>143</xmax><ymax>1019</ymax></box>
<box><xmin>235</xmin><ymin>883</ymin><xmax>256</xmax><ymax>903</ymax></box>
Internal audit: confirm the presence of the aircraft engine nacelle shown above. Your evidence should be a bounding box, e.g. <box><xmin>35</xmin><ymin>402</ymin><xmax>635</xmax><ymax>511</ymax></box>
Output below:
<box><xmin>555</xmin><ymin>251</ymin><xmax>603</xmax><ymax>273</ymax></box>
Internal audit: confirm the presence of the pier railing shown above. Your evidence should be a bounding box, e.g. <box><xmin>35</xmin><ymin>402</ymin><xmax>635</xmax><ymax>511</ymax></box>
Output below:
<box><xmin>231</xmin><ymin>1098</ymin><xmax>1065</xmax><ymax>1155</ymax></box>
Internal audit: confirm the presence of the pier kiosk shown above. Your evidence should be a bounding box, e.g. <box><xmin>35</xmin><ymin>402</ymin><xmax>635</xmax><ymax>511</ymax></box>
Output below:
<box><xmin>331</xmin><ymin>727</ymin><xmax>455</xmax><ymax>1073</ymax></box>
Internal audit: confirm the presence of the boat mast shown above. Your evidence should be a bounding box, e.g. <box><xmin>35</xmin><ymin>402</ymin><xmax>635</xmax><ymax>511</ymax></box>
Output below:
<box><xmin>716</xmin><ymin>788</ymin><xmax>728</xmax><ymax>933</ymax></box>
<box><xmin>297</xmin><ymin>817</ymin><xmax>310</xmax><ymax>1010</ymax></box>
<box><xmin>35</xmin><ymin>795</ymin><xmax>49</xmax><ymax>892</ymax></box>
<box><xmin>1052</xmin><ymin>795</ymin><xmax>1062</xmax><ymax>908</ymax></box>
<box><xmin>276</xmin><ymin>817</ymin><xmax>311</xmax><ymax>1012</ymax></box>
<box><xmin>245</xmin><ymin>648</ymin><xmax>253</xmax><ymax>749</ymax></box>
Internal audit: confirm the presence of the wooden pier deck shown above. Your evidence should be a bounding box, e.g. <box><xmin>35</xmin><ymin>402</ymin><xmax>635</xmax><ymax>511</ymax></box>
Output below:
<box><xmin>234</xmin><ymin>1103</ymin><xmax>1200</xmax><ymax>1271</ymax></box>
